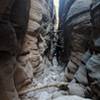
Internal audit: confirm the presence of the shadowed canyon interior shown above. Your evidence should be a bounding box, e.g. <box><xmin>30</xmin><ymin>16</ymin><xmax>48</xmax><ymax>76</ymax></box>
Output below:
<box><xmin>0</xmin><ymin>0</ymin><xmax>100</xmax><ymax>100</ymax></box>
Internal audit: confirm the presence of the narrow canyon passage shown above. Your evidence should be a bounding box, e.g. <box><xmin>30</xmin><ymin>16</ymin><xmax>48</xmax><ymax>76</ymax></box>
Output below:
<box><xmin>21</xmin><ymin>57</ymin><xmax>66</xmax><ymax>100</ymax></box>
<box><xmin>0</xmin><ymin>0</ymin><xmax>100</xmax><ymax>100</ymax></box>
<box><xmin>19</xmin><ymin>0</ymin><xmax>99</xmax><ymax>100</ymax></box>
<box><xmin>20</xmin><ymin>0</ymin><xmax>100</xmax><ymax>100</ymax></box>
<box><xmin>20</xmin><ymin>1</ymin><xmax>68</xmax><ymax>99</ymax></box>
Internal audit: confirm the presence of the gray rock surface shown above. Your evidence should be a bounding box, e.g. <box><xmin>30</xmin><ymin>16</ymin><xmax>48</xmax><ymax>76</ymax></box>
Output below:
<box><xmin>52</xmin><ymin>95</ymin><xmax>91</xmax><ymax>100</ymax></box>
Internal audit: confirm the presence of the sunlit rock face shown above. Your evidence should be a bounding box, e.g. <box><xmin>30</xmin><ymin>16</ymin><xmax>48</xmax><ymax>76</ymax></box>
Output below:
<box><xmin>18</xmin><ymin>0</ymin><xmax>56</xmax><ymax>78</ymax></box>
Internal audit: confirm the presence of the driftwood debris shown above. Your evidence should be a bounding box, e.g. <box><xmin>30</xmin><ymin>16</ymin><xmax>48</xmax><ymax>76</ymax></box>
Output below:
<box><xmin>19</xmin><ymin>82</ymin><xmax>69</xmax><ymax>96</ymax></box>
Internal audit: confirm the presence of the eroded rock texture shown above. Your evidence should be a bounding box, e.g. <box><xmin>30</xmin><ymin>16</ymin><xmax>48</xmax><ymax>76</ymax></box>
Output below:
<box><xmin>63</xmin><ymin>0</ymin><xmax>92</xmax><ymax>82</ymax></box>
<box><xmin>18</xmin><ymin>0</ymin><xmax>56</xmax><ymax>80</ymax></box>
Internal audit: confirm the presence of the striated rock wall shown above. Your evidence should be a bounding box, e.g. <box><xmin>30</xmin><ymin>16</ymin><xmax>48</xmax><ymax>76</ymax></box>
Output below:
<box><xmin>18</xmin><ymin>0</ymin><xmax>56</xmax><ymax>79</ymax></box>
<box><xmin>64</xmin><ymin>0</ymin><xmax>92</xmax><ymax>81</ymax></box>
